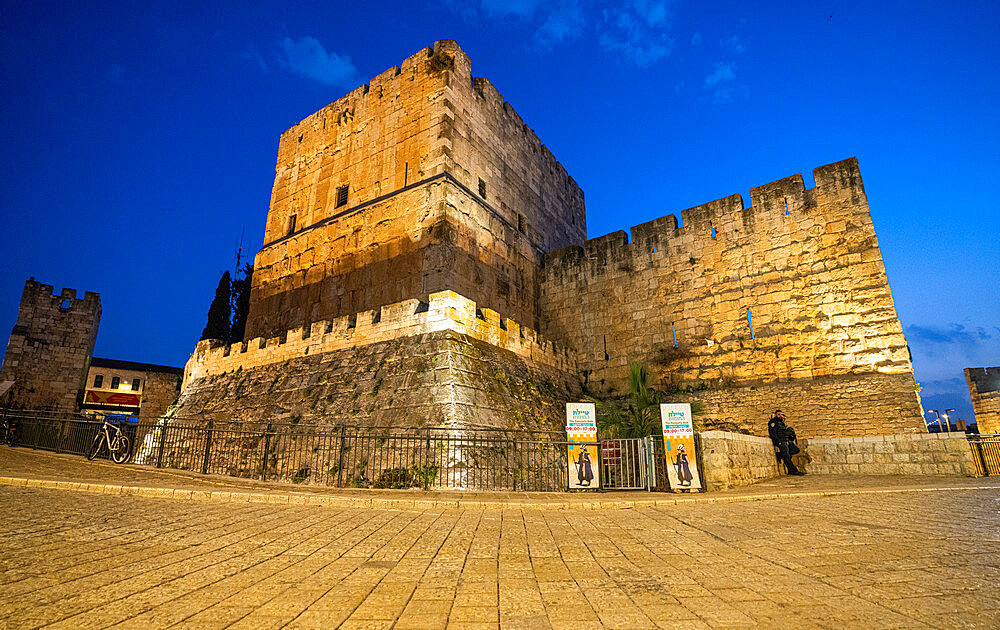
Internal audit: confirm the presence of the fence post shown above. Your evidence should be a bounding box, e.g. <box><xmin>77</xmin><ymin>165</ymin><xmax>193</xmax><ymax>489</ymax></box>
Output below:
<box><xmin>260</xmin><ymin>422</ymin><xmax>272</xmax><ymax>481</ymax></box>
<box><xmin>423</xmin><ymin>429</ymin><xmax>432</xmax><ymax>490</ymax></box>
<box><xmin>32</xmin><ymin>416</ymin><xmax>40</xmax><ymax>449</ymax></box>
<box><xmin>156</xmin><ymin>417</ymin><xmax>168</xmax><ymax>469</ymax></box>
<box><xmin>336</xmin><ymin>425</ymin><xmax>346</xmax><ymax>488</ymax></box>
<box><xmin>974</xmin><ymin>439</ymin><xmax>989</xmax><ymax>476</ymax></box>
<box><xmin>201</xmin><ymin>418</ymin><xmax>214</xmax><ymax>475</ymax></box>
<box><xmin>56</xmin><ymin>419</ymin><xmax>67</xmax><ymax>454</ymax></box>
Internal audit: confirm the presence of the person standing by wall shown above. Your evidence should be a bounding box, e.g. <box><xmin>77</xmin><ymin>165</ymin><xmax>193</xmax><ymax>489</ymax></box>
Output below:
<box><xmin>768</xmin><ymin>410</ymin><xmax>805</xmax><ymax>475</ymax></box>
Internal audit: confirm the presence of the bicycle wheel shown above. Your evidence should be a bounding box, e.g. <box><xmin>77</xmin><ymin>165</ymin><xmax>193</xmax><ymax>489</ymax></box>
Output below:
<box><xmin>110</xmin><ymin>435</ymin><xmax>131</xmax><ymax>464</ymax></box>
<box><xmin>86</xmin><ymin>434</ymin><xmax>103</xmax><ymax>460</ymax></box>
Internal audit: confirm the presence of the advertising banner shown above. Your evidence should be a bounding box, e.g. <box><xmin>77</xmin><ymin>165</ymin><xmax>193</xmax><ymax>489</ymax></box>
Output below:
<box><xmin>566</xmin><ymin>402</ymin><xmax>599</xmax><ymax>489</ymax></box>
<box><xmin>84</xmin><ymin>390</ymin><xmax>141</xmax><ymax>407</ymax></box>
<box><xmin>660</xmin><ymin>403</ymin><xmax>702</xmax><ymax>490</ymax></box>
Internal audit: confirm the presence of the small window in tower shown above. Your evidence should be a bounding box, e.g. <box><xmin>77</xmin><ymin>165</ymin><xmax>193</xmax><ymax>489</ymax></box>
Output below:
<box><xmin>747</xmin><ymin>308</ymin><xmax>756</xmax><ymax>340</ymax></box>
<box><xmin>336</xmin><ymin>185</ymin><xmax>349</xmax><ymax>208</ymax></box>
<box><xmin>517</xmin><ymin>214</ymin><xmax>526</xmax><ymax>234</ymax></box>
<box><xmin>672</xmin><ymin>323</ymin><xmax>679</xmax><ymax>348</ymax></box>
<box><xmin>93</xmin><ymin>374</ymin><xmax>103</xmax><ymax>388</ymax></box>
<box><xmin>110</xmin><ymin>376</ymin><xmax>121</xmax><ymax>390</ymax></box>
<box><xmin>287</xmin><ymin>214</ymin><xmax>297</xmax><ymax>236</ymax></box>
<box><xmin>710</xmin><ymin>223</ymin><xmax>717</xmax><ymax>238</ymax></box>
<box><xmin>784</xmin><ymin>198</ymin><xmax>790</xmax><ymax>215</ymax></box>
<box><xmin>478</xmin><ymin>178</ymin><xmax>487</xmax><ymax>199</ymax></box>
<box><xmin>132</xmin><ymin>378</ymin><xmax>142</xmax><ymax>391</ymax></box>
<box><xmin>59</xmin><ymin>298</ymin><xmax>71</xmax><ymax>310</ymax></box>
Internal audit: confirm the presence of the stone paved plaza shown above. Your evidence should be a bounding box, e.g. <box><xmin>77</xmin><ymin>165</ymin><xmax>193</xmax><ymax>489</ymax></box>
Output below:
<box><xmin>1</xmin><ymin>451</ymin><xmax>999</xmax><ymax>629</ymax></box>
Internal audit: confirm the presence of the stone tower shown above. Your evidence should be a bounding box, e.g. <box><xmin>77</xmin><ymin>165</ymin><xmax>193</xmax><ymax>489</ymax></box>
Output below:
<box><xmin>0</xmin><ymin>278</ymin><xmax>101</xmax><ymax>411</ymax></box>
<box><xmin>246</xmin><ymin>40</ymin><xmax>585</xmax><ymax>340</ymax></box>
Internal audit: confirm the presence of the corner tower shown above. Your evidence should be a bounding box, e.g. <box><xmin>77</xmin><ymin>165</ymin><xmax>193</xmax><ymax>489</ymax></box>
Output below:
<box><xmin>246</xmin><ymin>40</ymin><xmax>585</xmax><ymax>340</ymax></box>
<box><xmin>0</xmin><ymin>278</ymin><xmax>101</xmax><ymax>411</ymax></box>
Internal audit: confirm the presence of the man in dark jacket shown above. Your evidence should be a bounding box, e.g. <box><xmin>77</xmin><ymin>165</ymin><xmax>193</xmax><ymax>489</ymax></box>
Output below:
<box><xmin>768</xmin><ymin>410</ymin><xmax>805</xmax><ymax>475</ymax></box>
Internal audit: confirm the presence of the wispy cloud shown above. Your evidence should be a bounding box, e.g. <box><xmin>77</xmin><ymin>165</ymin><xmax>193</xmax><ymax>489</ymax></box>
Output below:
<box><xmin>599</xmin><ymin>0</ymin><xmax>677</xmax><ymax>66</ymax></box>
<box><xmin>704</xmin><ymin>62</ymin><xmax>735</xmax><ymax>86</ymax></box>
<box><xmin>536</xmin><ymin>2</ymin><xmax>586</xmax><ymax>47</ymax></box>
<box><xmin>278</xmin><ymin>36</ymin><xmax>357</xmax><ymax>87</ymax></box>
<box><xmin>703</xmin><ymin>61</ymin><xmax>747</xmax><ymax>103</ymax></box>
<box><xmin>480</xmin><ymin>0</ymin><xmax>543</xmax><ymax>18</ymax></box>
<box><xmin>720</xmin><ymin>34</ymin><xmax>746</xmax><ymax>54</ymax></box>
<box><xmin>448</xmin><ymin>0</ymin><xmax>679</xmax><ymax>66</ymax></box>
<box><xmin>906</xmin><ymin>323</ymin><xmax>996</xmax><ymax>348</ymax></box>
<box><xmin>242</xmin><ymin>45</ymin><xmax>268</xmax><ymax>73</ymax></box>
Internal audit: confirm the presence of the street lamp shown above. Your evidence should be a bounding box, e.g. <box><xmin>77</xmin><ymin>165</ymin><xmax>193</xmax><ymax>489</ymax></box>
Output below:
<box><xmin>925</xmin><ymin>409</ymin><xmax>942</xmax><ymax>433</ymax></box>
<box><xmin>944</xmin><ymin>409</ymin><xmax>956</xmax><ymax>433</ymax></box>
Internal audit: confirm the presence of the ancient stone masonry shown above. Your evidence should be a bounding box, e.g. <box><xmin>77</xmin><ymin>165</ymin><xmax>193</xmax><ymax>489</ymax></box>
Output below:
<box><xmin>539</xmin><ymin>158</ymin><xmax>925</xmax><ymax>437</ymax></box>
<box><xmin>247</xmin><ymin>40</ymin><xmax>585</xmax><ymax>340</ymax></box>
<box><xmin>0</xmin><ymin>279</ymin><xmax>101</xmax><ymax>411</ymax></box>
<box><xmin>965</xmin><ymin>367</ymin><xmax>1000</xmax><ymax>434</ymax></box>
<box><xmin>179</xmin><ymin>291</ymin><xmax>579</xmax><ymax>430</ymax></box>
<box><xmin>182</xmin><ymin>40</ymin><xmax>925</xmax><ymax>438</ymax></box>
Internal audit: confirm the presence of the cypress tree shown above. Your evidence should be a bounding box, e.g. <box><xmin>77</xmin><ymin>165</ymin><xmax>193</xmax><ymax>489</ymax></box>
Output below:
<box><xmin>200</xmin><ymin>271</ymin><xmax>232</xmax><ymax>341</ymax></box>
<box><xmin>229</xmin><ymin>263</ymin><xmax>254</xmax><ymax>343</ymax></box>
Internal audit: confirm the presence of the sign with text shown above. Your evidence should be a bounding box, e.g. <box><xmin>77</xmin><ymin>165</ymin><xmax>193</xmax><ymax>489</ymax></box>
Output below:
<box><xmin>660</xmin><ymin>403</ymin><xmax>702</xmax><ymax>490</ymax></box>
<box><xmin>566</xmin><ymin>403</ymin><xmax>599</xmax><ymax>490</ymax></box>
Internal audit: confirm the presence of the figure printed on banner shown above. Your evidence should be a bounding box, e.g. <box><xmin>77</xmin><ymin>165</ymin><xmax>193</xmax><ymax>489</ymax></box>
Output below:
<box><xmin>660</xmin><ymin>403</ymin><xmax>702</xmax><ymax>491</ymax></box>
<box><xmin>575</xmin><ymin>447</ymin><xmax>594</xmax><ymax>487</ymax></box>
<box><xmin>566</xmin><ymin>402</ymin><xmax>600</xmax><ymax>490</ymax></box>
<box><xmin>673</xmin><ymin>443</ymin><xmax>694</xmax><ymax>487</ymax></box>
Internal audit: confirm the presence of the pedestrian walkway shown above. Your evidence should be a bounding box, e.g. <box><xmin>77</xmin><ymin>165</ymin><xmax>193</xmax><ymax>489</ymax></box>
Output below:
<box><xmin>2</xmin><ymin>447</ymin><xmax>999</xmax><ymax>628</ymax></box>
<box><xmin>1</xmin><ymin>448</ymin><xmax>995</xmax><ymax>511</ymax></box>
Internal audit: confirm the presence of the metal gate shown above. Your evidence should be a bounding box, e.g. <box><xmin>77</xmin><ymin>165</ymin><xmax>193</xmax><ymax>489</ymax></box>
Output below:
<box><xmin>599</xmin><ymin>437</ymin><xmax>652</xmax><ymax>490</ymax></box>
<box><xmin>969</xmin><ymin>435</ymin><xmax>1000</xmax><ymax>476</ymax></box>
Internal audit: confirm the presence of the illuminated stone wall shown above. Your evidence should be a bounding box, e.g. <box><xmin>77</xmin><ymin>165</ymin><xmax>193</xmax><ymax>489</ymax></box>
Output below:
<box><xmin>539</xmin><ymin>158</ymin><xmax>925</xmax><ymax>437</ymax></box>
<box><xmin>965</xmin><ymin>367</ymin><xmax>1000</xmax><ymax>434</ymax></box>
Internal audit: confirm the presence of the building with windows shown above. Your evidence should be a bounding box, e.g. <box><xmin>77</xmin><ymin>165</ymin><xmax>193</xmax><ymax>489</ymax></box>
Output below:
<box><xmin>82</xmin><ymin>358</ymin><xmax>182</xmax><ymax>418</ymax></box>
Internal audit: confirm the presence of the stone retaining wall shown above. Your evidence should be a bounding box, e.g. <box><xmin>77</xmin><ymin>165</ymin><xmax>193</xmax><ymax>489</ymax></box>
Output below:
<box><xmin>697</xmin><ymin>430</ymin><xmax>782</xmax><ymax>491</ymax></box>
<box><xmin>797</xmin><ymin>433</ymin><xmax>976</xmax><ymax>476</ymax></box>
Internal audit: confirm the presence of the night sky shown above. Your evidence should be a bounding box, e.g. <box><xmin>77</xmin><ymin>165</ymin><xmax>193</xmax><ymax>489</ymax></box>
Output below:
<box><xmin>1</xmin><ymin>1</ymin><xmax>997</xmax><ymax>425</ymax></box>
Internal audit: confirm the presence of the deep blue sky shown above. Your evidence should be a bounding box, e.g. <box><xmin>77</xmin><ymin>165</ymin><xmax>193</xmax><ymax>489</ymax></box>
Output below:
<box><xmin>1</xmin><ymin>1</ymin><xmax>997</xmax><ymax>425</ymax></box>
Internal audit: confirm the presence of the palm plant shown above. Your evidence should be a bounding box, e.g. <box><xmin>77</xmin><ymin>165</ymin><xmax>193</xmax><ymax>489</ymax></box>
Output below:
<box><xmin>587</xmin><ymin>361</ymin><xmax>663</xmax><ymax>439</ymax></box>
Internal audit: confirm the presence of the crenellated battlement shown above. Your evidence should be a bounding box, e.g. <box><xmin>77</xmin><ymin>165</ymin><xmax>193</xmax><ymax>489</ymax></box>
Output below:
<box><xmin>544</xmin><ymin>157</ymin><xmax>867</xmax><ymax>276</ymax></box>
<box><xmin>184</xmin><ymin>290</ymin><xmax>577</xmax><ymax>389</ymax></box>
<box><xmin>20</xmin><ymin>278</ymin><xmax>101</xmax><ymax>313</ymax></box>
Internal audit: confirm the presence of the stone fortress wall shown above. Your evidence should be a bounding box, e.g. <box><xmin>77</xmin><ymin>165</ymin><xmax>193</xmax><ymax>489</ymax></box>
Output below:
<box><xmin>185</xmin><ymin>290</ymin><xmax>575</xmax><ymax>388</ymax></box>
<box><xmin>247</xmin><ymin>40</ymin><xmax>585</xmax><ymax>340</ymax></box>
<box><xmin>177</xmin><ymin>290</ymin><xmax>581</xmax><ymax>431</ymax></box>
<box><xmin>184</xmin><ymin>40</ymin><xmax>927</xmax><ymax>440</ymax></box>
<box><xmin>965</xmin><ymin>367</ymin><xmax>1000</xmax><ymax>434</ymax></box>
<box><xmin>539</xmin><ymin>158</ymin><xmax>925</xmax><ymax>437</ymax></box>
<box><xmin>0</xmin><ymin>279</ymin><xmax>101</xmax><ymax>411</ymax></box>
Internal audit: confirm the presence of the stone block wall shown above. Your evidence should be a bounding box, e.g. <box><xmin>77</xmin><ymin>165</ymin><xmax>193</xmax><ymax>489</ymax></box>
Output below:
<box><xmin>696</xmin><ymin>431</ymin><xmax>782</xmax><ymax>491</ymax></box>
<box><xmin>186</xmin><ymin>290</ymin><xmax>576</xmax><ymax>390</ymax></box>
<box><xmin>141</xmin><ymin>371</ymin><xmax>182</xmax><ymax>418</ymax></box>
<box><xmin>674</xmin><ymin>372</ymin><xmax>922</xmax><ymax>438</ymax></box>
<box><xmin>247</xmin><ymin>40</ymin><xmax>585</xmax><ymax>340</ymax></box>
<box><xmin>0</xmin><ymin>279</ymin><xmax>101</xmax><ymax>411</ymax></box>
<box><xmin>540</xmin><ymin>158</ymin><xmax>924</xmax><ymax>437</ymax></box>
<box><xmin>798</xmin><ymin>433</ymin><xmax>976</xmax><ymax>476</ymax></box>
<box><xmin>177</xmin><ymin>328</ymin><xmax>580</xmax><ymax>432</ymax></box>
<box><xmin>965</xmin><ymin>367</ymin><xmax>1000</xmax><ymax>434</ymax></box>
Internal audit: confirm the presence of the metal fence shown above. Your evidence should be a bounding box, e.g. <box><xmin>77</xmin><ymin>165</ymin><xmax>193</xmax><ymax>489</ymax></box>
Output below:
<box><xmin>969</xmin><ymin>434</ymin><xmax>1000</xmax><ymax>476</ymax></box>
<box><xmin>0</xmin><ymin>408</ymin><xmax>696</xmax><ymax>491</ymax></box>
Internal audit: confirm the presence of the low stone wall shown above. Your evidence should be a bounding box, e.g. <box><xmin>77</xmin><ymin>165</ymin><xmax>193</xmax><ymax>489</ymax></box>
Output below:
<box><xmin>797</xmin><ymin>433</ymin><xmax>976</xmax><ymax>476</ymax></box>
<box><xmin>697</xmin><ymin>430</ymin><xmax>782</xmax><ymax>491</ymax></box>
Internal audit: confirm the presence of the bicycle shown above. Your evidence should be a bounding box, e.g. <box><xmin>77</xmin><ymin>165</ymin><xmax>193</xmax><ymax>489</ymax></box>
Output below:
<box><xmin>86</xmin><ymin>417</ymin><xmax>131</xmax><ymax>464</ymax></box>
